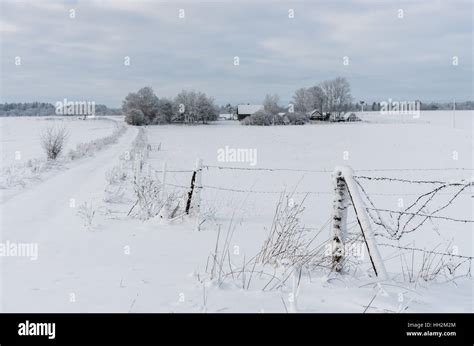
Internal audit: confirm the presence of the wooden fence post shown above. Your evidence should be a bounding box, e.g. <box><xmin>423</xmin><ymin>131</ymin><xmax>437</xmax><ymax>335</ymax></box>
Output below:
<box><xmin>339</xmin><ymin>165</ymin><xmax>388</xmax><ymax>280</ymax></box>
<box><xmin>331</xmin><ymin>167</ymin><xmax>349</xmax><ymax>272</ymax></box>
<box><xmin>185</xmin><ymin>158</ymin><xmax>202</xmax><ymax>215</ymax></box>
<box><xmin>193</xmin><ymin>158</ymin><xmax>203</xmax><ymax>214</ymax></box>
<box><xmin>160</xmin><ymin>161</ymin><xmax>167</xmax><ymax>201</ymax></box>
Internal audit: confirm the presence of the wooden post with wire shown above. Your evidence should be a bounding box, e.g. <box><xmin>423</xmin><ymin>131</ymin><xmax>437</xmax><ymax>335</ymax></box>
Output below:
<box><xmin>331</xmin><ymin>165</ymin><xmax>388</xmax><ymax>280</ymax></box>
<box><xmin>185</xmin><ymin>158</ymin><xmax>203</xmax><ymax>215</ymax></box>
<box><xmin>330</xmin><ymin>167</ymin><xmax>349</xmax><ymax>272</ymax></box>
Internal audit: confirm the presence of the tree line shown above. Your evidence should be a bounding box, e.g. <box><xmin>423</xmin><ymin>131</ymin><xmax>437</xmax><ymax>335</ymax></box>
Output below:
<box><xmin>123</xmin><ymin>87</ymin><xmax>218</xmax><ymax>125</ymax></box>
<box><xmin>241</xmin><ymin>77</ymin><xmax>353</xmax><ymax>125</ymax></box>
<box><xmin>292</xmin><ymin>77</ymin><xmax>352</xmax><ymax>115</ymax></box>
<box><xmin>0</xmin><ymin>102</ymin><xmax>121</xmax><ymax>117</ymax></box>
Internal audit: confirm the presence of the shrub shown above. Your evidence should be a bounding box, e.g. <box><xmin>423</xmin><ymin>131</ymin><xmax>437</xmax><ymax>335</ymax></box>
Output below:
<box><xmin>40</xmin><ymin>126</ymin><xmax>68</xmax><ymax>160</ymax></box>
<box><xmin>284</xmin><ymin>112</ymin><xmax>309</xmax><ymax>125</ymax></box>
<box><xmin>241</xmin><ymin>111</ymin><xmax>308</xmax><ymax>126</ymax></box>
<box><xmin>125</xmin><ymin>109</ymin><xmax>146</xmax><ymax>125</ymax></box>
<box><xmin>241</xmin><ymin>110</ymin><xmax>277</xmax><ymax>126</ymax></box>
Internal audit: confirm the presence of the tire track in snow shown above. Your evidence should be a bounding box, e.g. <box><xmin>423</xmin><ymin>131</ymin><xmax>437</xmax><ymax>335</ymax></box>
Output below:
<box><xmin>0</xmin><ymin>124</ymin><xmax>138</xmax><ymax>312</ymax></box>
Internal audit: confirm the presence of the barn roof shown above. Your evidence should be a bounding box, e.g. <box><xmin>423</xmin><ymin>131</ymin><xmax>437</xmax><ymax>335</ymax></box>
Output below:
<box><xmin>237</xmin><ymin>105</ymin><xmax>263</xmax><ymax>115</ymax></box>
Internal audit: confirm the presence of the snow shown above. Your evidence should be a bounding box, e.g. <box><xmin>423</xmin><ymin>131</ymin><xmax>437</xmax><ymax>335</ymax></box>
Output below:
<box><xmin>0</xmin><ymin>116</ymin><xmax>117</xmax><ymax>166</ymax></box>
<box><xmin>0</xmin><ymin>117</ymin><xmax>126</xmax><ymax>201</ymax></box>
<box><xmin>0</xmin><ymin>111</ymin><xmax>472</xmax><ymax>312</ymax></box>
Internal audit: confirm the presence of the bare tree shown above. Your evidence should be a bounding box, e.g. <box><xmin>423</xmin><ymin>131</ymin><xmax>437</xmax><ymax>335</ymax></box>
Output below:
<box><xmin>263</xmin><ymin>94</ymin><xmax>281</xmax><ymax>115</ymax></box>
<box><xmin>292</xmin><ymin>86</ymin><xmax>326</xmax><ymax>114</ymax></box>
<box><xmin>41</xmin><ymin>126</ymin><xmax>68</xmax><ymax>160</ymax></box>
<box><xmin>320</xmin><ymin>77</ymin><xmax>352</xmax><ymax>117</ymax></box>
<box><xmin>292</xmin><ymin>88</ymin><xmax>309</xmax><ymax>112</ymax></box>
<box><xmin>173</xmin><ymin>90</ymin><xmax>197</xmax><ymax>123</ymax></box>
<box><xmin>196</xmin><ymin>92</ymin><xmax>218</xmax><ymax>124</ymax></box>
<box><xmin>306</xmin><ymin>86</ymin><xmax>326</xmax><ymax>114</ymax></box>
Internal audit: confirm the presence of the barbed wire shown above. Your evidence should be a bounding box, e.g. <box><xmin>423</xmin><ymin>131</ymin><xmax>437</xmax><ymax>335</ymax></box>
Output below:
<box><xmin>162</xmin><ymin>179</ymin><xmax>471</xmax><ymax>199</ymax></box>
<box><xmin>354</xmin><ymin>175</ymin><xmax>472</xmax><ymax>185</ymax></box>
<box><xmin>354</xmin><ymin>177</ymin><xmax>472</xmax><ymax>239</ymax></box>
<box><xmin>164</xmin><ymin>182</ymin><xmax>333</xmax><ymax>195</ymax></box>
<box><xmin>356</xmin><ymin>167</ymin><xmax>474</xmax><ymax>172</ymax></box>
<box><xmin>151</xmin><ymin>169</ymin><xmax>195</xmax><ymax>173</ymax></box>
<box><xmin>203</xmin><ymin>164</ymin><xmax>474</xmax><ymax>174</ymax></box>
<box><xmin>203</xmin><ymin>165</ymin><xmax>332</xmax><ymax>173</ymax></box>
<box><xmin>377</xmin><ymin>243</ymin><xmax>474</xmax><ymax>260</ymax></box>
<box><xmin>366</xmin><ymin>207</ymin><xmax>474</xmax><ymax>223</ymax></box>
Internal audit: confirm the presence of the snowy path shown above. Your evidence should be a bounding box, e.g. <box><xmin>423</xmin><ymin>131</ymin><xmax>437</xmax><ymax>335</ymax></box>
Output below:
<box><xmin>1</xmin><ymin>123</ymin><xmax>217</xmax><ymax>312</ymax></box>
<box><xmin>0</xmin><ymin>125</ymin><xmax>146</xmax><ymax>312</ymax></box>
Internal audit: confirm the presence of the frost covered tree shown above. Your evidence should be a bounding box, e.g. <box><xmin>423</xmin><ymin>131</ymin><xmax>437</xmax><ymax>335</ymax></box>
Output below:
<box><xmin>292</xmin><ymin>88</ymin><xmax>309</xmax><ymax>112</ymax></box>
<box><xmin>306</xmin><ymin>86</ymin><xmax>326</xmax><ymax>114</ymax></box>
<box><xmin>196</xmin><ymin>92</ymin><xmax>218</xmax><ymax>124</ymax></box>
<box><xmin>122</xmin><ymin>87</ymin><xmax>218</xmax><ymax>125</ymax></box>
<box><xmin>263</xmin><ymin>94</ymin><xmax>281</xmax><ymax>115</ymax></box>
<box><xmin>320</xmin><ymin>77</ymin><xmax>352</xmax><ymax>116</ymax></box>
<box><xmin>292</xmin><ymin>86</ymin><xmax>325</xmax><ymax>114</ymax></box>
<box><xmin>122</xmin><ymin>87</ymin><xmax>159</xmax><ymax>125</ymax></box>
<box><xmin>173</xmin><ymin>90</ymin><xmax>218</xmax><ymax>124</ymax></box>
<box><xmin>173</xmin><ymin>90</ymin><xmax>198</xmax><ymax>123</ymax></box>
<box><xmin>125</xmin><ymin>109</ymin><xmax>145</xmax><ymax>126</ymax></box>
<box><xmin>153</xmin><ymin>98</ymin><xmax>173</xmax><ymax>124</ymax></box>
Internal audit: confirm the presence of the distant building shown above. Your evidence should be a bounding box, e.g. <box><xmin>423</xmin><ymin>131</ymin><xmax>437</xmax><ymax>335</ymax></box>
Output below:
<box><xmin>218</xmin><ymin>113</ymin><xmax>235</xmax><ymax>120</ymax></box>
<box><xmin>309</xmin><ymin>109</ymin><xmax>330</xmax><ymax>121</ymax></box>
<box><xmin>308</xmin><ymin>110</ymin><xmax>360</xmax><ymax>122</ymax></box>
<box><xmin>343</xmin><ymin>112</ymin><xmax>361</xmax><ymax>122</ymax></box>
<box><xmin>237</xmin><ymin>105</ymin><xmax>264</xmax><ymax>120</ymax></box>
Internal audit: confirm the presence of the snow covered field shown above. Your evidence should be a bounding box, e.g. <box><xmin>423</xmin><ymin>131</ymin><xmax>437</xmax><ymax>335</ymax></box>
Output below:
<box><xmin>0</xmin><ymin>116</ymin><xmax>118</xmax><ymax>166</ymax></box>
<box><xmin>0</xmin><ymin>111</ymin><xmax>472</xmax><ymax>313</ymax></box>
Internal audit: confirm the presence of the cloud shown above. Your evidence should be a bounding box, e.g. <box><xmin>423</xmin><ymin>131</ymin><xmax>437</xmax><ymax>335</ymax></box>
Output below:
<box><xmin>0</xmin><ymin>0</ymin><xmax>472</xmax><ymax>106</ymax></box>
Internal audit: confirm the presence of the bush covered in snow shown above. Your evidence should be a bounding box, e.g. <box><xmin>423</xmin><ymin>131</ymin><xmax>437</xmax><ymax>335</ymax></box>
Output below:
<box><xmin>284</xmin><ymin>112</ymin><xmax>309</xmax><ymax>125</ymax></box>
<box><xmin>241</xmin><ymin>110</ymin><xmax>308</xmax><ymax>126</ymax></box>
<box><xmin>67</xmin><ymin>124</ymin><xmax>126</xmax><ymax>160</ymax></box>
<box><xmin>125</xmin><ymin>109</ymin><xmax>146</xmax><ymax>126</ymax></box>
<box><xmin>1</xmin><ymin>121</ymin><xmax>127</xmax><ymax>191</ymax></box>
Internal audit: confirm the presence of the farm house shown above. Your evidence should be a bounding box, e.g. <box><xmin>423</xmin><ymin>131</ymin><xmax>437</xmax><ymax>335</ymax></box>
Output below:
<box><xmin>236</xmin><ymin>104</ymin><xmax>264</xmax><ymax>120</ymax></box>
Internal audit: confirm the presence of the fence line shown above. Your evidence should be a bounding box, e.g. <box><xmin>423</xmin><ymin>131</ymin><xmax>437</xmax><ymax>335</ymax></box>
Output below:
<box><xmin>355</xmin><ymin>167</ymin><xmax>474</xmax><ymax>172</ymax></box>
<box><xmin>153</xmin><ymin>169</ymin><xmax>472</xmax><ymax>198</ymax></box>
<box><xmin>162</xmin><ymin>182</ymin><xmax>468</xmax><ymax>198</ymax></box>
<box><xmin>202</xmin><ymin>164</ymin><xmax>473</xmax><ymax>174</ymax></box>
<box><xmin>354</xmin><ymin>175</ymin><xmax>472</xmax><ymax>185</ymax></box>
<box><xmin>164</xmin><ymin>182</ymin><xmax>333</xmax><ymax>195</ymax></box>
<box><xmin>203</xmin><ymin>165</ymin><xmax>332</xmax><ymax>173</ymax></box>
<box><xmin>145</xmin><ymin>157</ymin><xmax>473</xmax><ymax>275</ymax></box>
<box><xmin>377</xmin><ymin>243</ymin><xmax>474</xmax><ymax>260</ymax></box>
<box><xmin>366</xmin><ymin>207</ymin><xmax>474</xmax><ymax>223</ymax></box>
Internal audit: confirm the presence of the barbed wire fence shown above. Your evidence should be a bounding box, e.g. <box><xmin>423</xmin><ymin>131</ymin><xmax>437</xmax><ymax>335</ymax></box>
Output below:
<box><xmin>352</xmin><ymin>173</ymin><xmax>473</xmax><ymax>281</ymax></box>
<box><xmin>143</xmin><ymin>156</ymin><xmax>473</xmax><ymax>281</ymax></box>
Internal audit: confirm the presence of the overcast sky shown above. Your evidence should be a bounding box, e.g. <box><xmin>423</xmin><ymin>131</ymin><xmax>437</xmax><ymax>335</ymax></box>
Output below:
<box><xmin>0</xmin><ymin>0</ymin><xmax>472</xmax><ymax>107</ymax></box>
